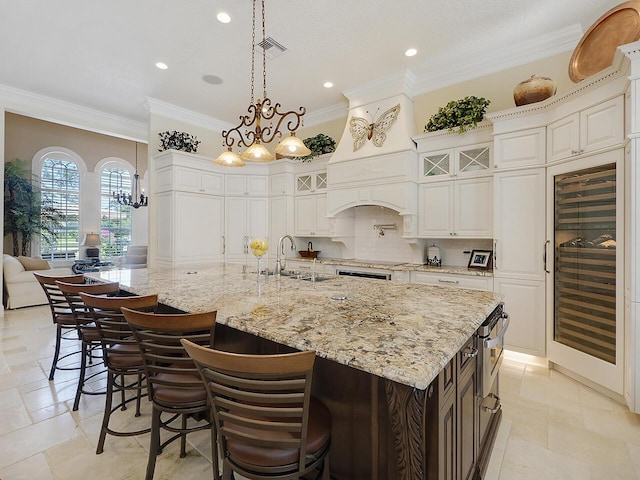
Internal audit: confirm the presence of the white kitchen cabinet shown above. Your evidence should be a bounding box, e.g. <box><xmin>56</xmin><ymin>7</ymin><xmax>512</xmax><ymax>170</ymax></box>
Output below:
<box><xmin>420</xmin><ymin>142</ymin><xmax>492</xmax><ymax>181</ymax></box>
<box><xmin>411</xmin><ymin>271</ymin><xmax>493</xmax><ymax>291</ymax></box>
<box><xmin>493</xmin><ymin>167</ymin><xmax>546</xmax><ymax>357</ymax></box>
<box><xmin>268</xmin><ymin>195</ymin><xmax>294</xmax><ymax>265</ymax></box>
<box><xmin>296</xmin><ymin>171</ymin><xmax>327</xmax><ymax>195</ymax></box>
<box><xmin>494</xmin><ymin>277</ymin><xmax>546</xmax><ymax>356</ymax></box>
<box><xmin>156</xmin><ymin>165</ymin><xmax>224</xmax><ymax>195</ymax></box>
<box><xmin>155</xmin><ymin>191</ymin><xmax>225</xmax><ymax>266</ymax></box>
<box><xmin>225</xmin><ymin>174</ymin><xmax>269</xmax><ymax>196</ymax></box>
<box><xmin>493</xmin><ymin>168</ymin><xmax>546</xmax><ymax>280</ymax></box>
<box><xmin>270</xmin><ymin>172</ymin><xmax>294</xmax><ymax>196</ymax></box>
<box><xmin>418</xmin><ymin>177</ymin><xmax>493</xmax><ymax>238</ymax></box>
<box><xmin>547</xmin><ymin>95</ymin><xmax>624</xmax><ymax>163</ymax></box>
<box><xmin>294</xmin><ymin>194</ymin><xmax>330</xmax><ymax>236</ymax></box>
<box><xmin>494</xmin><ymin>128</ymin><xmax>546</xmax><ymax>170</ymax></box>
<box><xmin>224</xmin><ymin>197</ymin><xmax>269</xmax><ymax>262</ymax></box>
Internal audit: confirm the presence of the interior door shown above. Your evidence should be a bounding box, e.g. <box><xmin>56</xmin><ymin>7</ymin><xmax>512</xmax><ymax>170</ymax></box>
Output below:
<box><xmin>546</xmin><ymin>150</ymin><xmax>624</xmax><ymax>394</ymax></box>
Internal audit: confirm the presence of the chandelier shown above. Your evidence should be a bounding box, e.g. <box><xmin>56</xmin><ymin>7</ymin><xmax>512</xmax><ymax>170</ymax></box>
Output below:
<box><xmin>214</xmin><ymin>0</ymin><xmax>311</xmax><ymax>167</ymax></box>
<box><xmin>113</xmin><ymin>142</ymin><xmax>148</xmax><ymax>209</ymax></box>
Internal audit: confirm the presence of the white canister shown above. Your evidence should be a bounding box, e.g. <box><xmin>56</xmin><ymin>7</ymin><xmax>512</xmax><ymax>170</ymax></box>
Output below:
<box><xmin>427</xmin><ymin>244</ymin><xmax>441</xmax><ymax>263</ymax></box>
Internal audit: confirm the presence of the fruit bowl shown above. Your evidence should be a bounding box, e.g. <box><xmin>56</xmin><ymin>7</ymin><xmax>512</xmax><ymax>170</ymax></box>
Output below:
<box><xmin>298</xmin><ymin>250</ymin><xmax>320</xmax><ymax>259</ymax></box>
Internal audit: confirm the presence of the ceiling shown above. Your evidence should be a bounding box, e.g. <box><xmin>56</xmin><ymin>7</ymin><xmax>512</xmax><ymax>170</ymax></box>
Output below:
<box><xmin>0</xmin><ymin>0</ymin><xmax>624</xmax><ymax>129</ymax></box>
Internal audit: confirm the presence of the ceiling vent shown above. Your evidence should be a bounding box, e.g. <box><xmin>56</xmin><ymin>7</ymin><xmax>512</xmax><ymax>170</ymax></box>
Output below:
<box><xmin>256</xmin><ymin>37</ymin><xmax>287</xmax><ymax>59</ymax></box>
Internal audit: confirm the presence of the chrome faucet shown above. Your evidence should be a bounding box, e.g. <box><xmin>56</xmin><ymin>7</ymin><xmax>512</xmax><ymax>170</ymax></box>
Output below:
<box><xmin>275</xmin><ymin>235</ymin><xmax>296</xmax><ymax>275</ymax></box>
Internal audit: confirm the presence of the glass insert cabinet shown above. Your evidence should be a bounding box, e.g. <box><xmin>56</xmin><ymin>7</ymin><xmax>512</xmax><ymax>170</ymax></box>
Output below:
<box><xmin>547</xmin><ymin>150</ymin><xmax>623</xmax><ymax>394</ymax></box>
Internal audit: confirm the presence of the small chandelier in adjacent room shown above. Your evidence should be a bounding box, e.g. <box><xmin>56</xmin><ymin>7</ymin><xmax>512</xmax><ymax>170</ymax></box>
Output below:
<box><xmin>113</xmin><ymin>142</ymin><xmax>148</xmax><ymax>208</ymax></box>
<box><xmin>214</xmin><ymin>0</ymin><xmax>311</xmax><ymax>167</ymax></box>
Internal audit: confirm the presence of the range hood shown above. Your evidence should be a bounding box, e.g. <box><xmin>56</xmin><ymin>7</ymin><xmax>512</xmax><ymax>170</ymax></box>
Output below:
<box><xmin>327</xmin><ymin>72</ymin><xmax>419</xmax><ymax>229</ymax></box>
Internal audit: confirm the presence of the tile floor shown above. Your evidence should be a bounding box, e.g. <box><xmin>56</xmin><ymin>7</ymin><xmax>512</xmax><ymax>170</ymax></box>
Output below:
<box><xmin>1</xmin><ymin>305</ymin><xmax>640</xmax><ymax>479</ymax></box>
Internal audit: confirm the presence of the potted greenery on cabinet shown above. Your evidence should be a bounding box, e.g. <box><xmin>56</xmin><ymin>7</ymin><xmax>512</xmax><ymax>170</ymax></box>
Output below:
<box><xmin>298</xmin><ymin>133</ymin><xmax>336</xmax><ymax>162</ymax></box>
<box><xmin>425</xmin><ymin>96</ymin><xmax>490</xmax><ymax>134</ymax></box>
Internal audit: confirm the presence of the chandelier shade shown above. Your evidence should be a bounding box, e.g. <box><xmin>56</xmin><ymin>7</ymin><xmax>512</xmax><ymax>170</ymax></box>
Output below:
<box><xmin>213</xmin><ymin>149</ymin><xmax>246</xmax><ymax>167</ymax></box>
<box><xmin>214</xmin><ymin>0</ymin><xmax>308</xmax><ymax>167</ymax></box>
<box><xmin>274</xmin><ymin>133</ymin><xmax>311</xmax><ymax>157</ymax></box>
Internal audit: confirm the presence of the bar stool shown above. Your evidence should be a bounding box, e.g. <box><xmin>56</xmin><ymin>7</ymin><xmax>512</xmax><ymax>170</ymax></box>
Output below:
<box><xmin>80</xmin><ymin>292</ymin><xmax>158</xmax><ymax>454</ymax></box>
<box><xmin>122</xmin><ymin>307</ymin><xmax>218</xmax><ymax>480</ymax></box>
<box><xmin>181</xmin><ymin>340</ymin><xmax>331</xmax><ymax>480</ymax></box>
<box><xmin>34</xmin><ymin>273</ymin><xmax>86</xmax><ymax>381</ymax></box>
<box><xmin>56</xmin><ymin>280</ymin><xmax>120</xmax><ymax>411</ymax></box>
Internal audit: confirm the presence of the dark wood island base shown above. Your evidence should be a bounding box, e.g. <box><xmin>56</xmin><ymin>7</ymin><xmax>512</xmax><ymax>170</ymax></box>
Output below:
<box><xmin>215</xmin><ymin>322</ymin><xmax>502</xmax><ymax>480</ymax></box>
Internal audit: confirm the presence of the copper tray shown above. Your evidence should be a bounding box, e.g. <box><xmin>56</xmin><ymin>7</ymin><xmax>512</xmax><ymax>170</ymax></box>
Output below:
<box><xmin>569</xmin><ymin>1</ymin><xmax>640</xmax><ymax>82</ymax></box>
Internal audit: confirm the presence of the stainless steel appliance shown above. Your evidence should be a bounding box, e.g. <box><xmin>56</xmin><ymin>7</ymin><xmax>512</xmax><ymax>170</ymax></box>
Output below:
<box><xmin>476</xmin><ymin>303</ymin><xmax>509</xmax><ymax>478</ymax></box>
<box><xmin>476</xmin><ymin>304</ymin><xmax>509</xmax><ymax>398</ymax></box>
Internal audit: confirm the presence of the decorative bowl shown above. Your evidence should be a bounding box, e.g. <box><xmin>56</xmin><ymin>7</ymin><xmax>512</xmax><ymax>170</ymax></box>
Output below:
<box><xmin>299</xmin><ymin>250</ymin><xmax>320</xmax><ymax>258</ymax></box>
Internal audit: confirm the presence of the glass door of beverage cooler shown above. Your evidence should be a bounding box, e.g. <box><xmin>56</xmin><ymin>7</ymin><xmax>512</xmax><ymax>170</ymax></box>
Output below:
<box><xmin>547</xmin><ymin>151</ymin><xmax>623</xmax><ymax>394</ymax></box>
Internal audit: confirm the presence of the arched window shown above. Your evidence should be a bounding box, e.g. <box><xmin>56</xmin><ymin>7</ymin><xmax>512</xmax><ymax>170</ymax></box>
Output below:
<box><xmin>100</xmin><ymin>162</ymin><xmax>132</xmax><ymax>257</ymax></box>
<box><xmin>39</xmin><ymin>154</ymin><xmax>81</xmax><ymax>260</ymax></box>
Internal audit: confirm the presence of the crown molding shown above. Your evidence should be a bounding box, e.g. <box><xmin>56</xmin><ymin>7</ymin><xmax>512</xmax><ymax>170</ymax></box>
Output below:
<box><xmin>303</xmin><ymin>101</ymin><xmax>348</xmax><ymax>126</ymax></box>
<box><xmin>145</xmin><ymin>97</ymin><xmax>231</xmax><ymax>132</ymax></box>
<box><xmin>411</xmin><ymin>24</ymin><xmax>584</xmax><ymax>96</ymax></box>
<box><xmin>0</xmin><ymin>83</ymin><xmax>147</xmax><ymax>141</ymax></box>
<box><xmin>342</xmin><ymin>70</ymin><xmax>419</xmax><ymax>108</ymax></box>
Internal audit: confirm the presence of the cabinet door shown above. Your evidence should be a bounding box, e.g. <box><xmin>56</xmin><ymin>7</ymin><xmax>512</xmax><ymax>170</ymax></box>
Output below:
<box><xmin>155</xmin><ymin>192</ymin><xmax>174</xmax><ymax>261</ymax></box>
<box><xmin>494</xmin><ymin>277</ymin><xmax>545</xmax><ymax>356</ymax></box>
<box><xmin>457</xmin><ymin>367</ymin><xmax>477</xmax><ymax>480</ymax></box>
<box><xmin>419</xmin><ymin>183</ymin><xmax>454</xmax><ymax>236</ymax></box>
<box><xmin>454</xmin><ymin>177</ymin><xmax>493</xmax><ymax>237</ymax></box>
<box><xmin>201</xmin><ymin>171</ymin><xmax>223</xmax><ymax>195</ymax></box>
<box><xmin>225</xmin><ymin>197</ymin><xmax>249</xmax><ymax>257</ymax></box>
<box><xmin>547</xmin><ymin>113</ymin><xmax>579</xmax><ymax>163</ymax></box>
<box><xmin>269</xmin><ymin>196</ymin><xmax>293</xmax><ymax>263</ymax></box>
<box><xmin>175</xmin><ymin>193</ymin><xmax>224</xmax><ymax>263</ymax></box>
<box><xmin>247</xmin><ymin>175</ymin><xmax>268</xmax><ymax>196</ymax></box>
<box><xmin>438</xmin><ymin>388</ymin><xmax>456</xmax><ymax>480</ymax></box>
<box><xmin>314</xmin><ymin>195</ymin><xmax>330</xmax><ymax>235</ymax></box>
<box><xmin>456</xmin><ymin>143</ymin><xmax>492</xmax><ymax>176</ymax></box>
<box><xmin>493</xmin><ymin>168</ymin><xmax>545</xmax><ymax>280</ymax></box>
<box><xmin>174</xmin><ymin>166</ymin><xmax>202</xmax><ymax>193</ymax></box>
<box><xmin>421</xmin><ymin>149</ymin><xmax>452</xmax><ymax>181</ymax></box>
<box><xmin>580</xmin><ymin>96</ymin><xmax>624</xmax><ymax>154</ymax></box>
<box><xmin>314</xmin><ymin>172</ymin><xmax>328</xmax><ymax>192</ymax></box>
<box><xmin>294</xmin><ymin>196</ymin><xmax>316</xmax><ymax>235</ymax></box>
<box><xmin>246</xmin><ymin>197</ymin><xmax>268</xmax><ymax>241</ymax></box>
<box><xmin>296</xmin><ymin>174</ymin><xmax>313</xmax><ymax>194</ymax></box>
<box><xmin>494</xmin><ymin>128</ymin><xmax>546</xmax><ymax>170</ymax></box>
<box><xmin>225</xmin><ymin>175</ymin><xmax>247</xmax><ymax>196</ymax></box>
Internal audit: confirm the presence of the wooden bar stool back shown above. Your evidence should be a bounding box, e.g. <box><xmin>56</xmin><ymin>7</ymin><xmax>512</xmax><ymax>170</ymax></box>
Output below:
<box><xmin>34</xmin><ymin>272</ymin><xmax>85</xmax><ymax>381</ymax></box>
<box><xmin>80</xmin><ymin>292</ymin><xmax>158</xmax><ymax>454</ymax></box>
<box><xmin>181</xmin><ymin>341</ymin><xmax>331</xmax><ymax>480</ymax></box>
<box><xmin>55</xmin><ymin>280</ymin><xmax>120</xmax><ymax>411</ymax></box>
<box><xmin>122</xmin><ymin>307</ymin><xmax>218</xmax><ymax>480</ymax></box>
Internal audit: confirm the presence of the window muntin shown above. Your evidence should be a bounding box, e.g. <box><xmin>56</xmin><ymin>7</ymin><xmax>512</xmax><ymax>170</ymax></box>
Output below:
<box><xmin>40</xmin><ymin>157</ymin><xmax>80</xmax><ymax>260</ymax></box>
<box><xmin>100</xmin><ymin>166</ymin><xmax>132</xmax><ymax>257</ymax></box>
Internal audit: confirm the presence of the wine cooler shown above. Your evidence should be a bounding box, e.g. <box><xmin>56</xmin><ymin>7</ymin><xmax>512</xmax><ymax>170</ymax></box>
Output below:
<box><xmin>548</xmin><ymin>150</ymin><xmax>623</xmax><ymax>393</ymax></box>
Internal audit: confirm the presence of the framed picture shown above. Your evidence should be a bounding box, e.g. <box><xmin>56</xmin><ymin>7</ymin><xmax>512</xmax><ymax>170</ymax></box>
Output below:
<box><xmin>468</xmin><ymin>249</ymin><xmax>493</xmax><ymax>270</ymax></box>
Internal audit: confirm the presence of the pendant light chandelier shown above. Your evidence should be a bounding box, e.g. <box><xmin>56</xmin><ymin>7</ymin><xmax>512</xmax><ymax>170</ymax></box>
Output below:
<box><xmin>113</xmin><ymin>142</ymin><xmax>148</xmax><ymax>209</ymax></box>
<box><xmin>214</xmin><ymin>0</ymin><xmax>311</xmax><ymax>167</ymax></box>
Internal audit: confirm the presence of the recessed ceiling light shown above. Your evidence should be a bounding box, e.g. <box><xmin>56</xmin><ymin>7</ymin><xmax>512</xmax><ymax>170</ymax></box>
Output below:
<box><xmin>217</xmin><ymin>12</ymin><xmax>231</xmax><ymax>23</ymax></box>
<box><xmin>155</xmin><ymin>62</ymin><xmax>168</xmax><ymax>70</ymax></box>
<box><xmin>323</xmin><ymin>82</ymin><xmax>333</xmax><ymax>88</ymax></box>
<box><xmin>202</xmin><ymin>74</ymin><xmax>224</xmax><ymax>85</ymax></box>
<box><xmin>405</xmin><ymin>48</ymin><xmax>417</xmax><ymax>57</ymax></box>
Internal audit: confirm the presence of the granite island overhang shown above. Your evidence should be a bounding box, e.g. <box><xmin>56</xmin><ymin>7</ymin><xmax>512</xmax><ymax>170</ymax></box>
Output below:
<box><xmin>88</xmin><ymin>264</ymin><xmax>504</xmax><ymax>479</ymax></box>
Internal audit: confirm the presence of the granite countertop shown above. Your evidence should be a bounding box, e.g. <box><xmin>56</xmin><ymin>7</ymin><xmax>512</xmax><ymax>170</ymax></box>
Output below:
<box><xmin>89</xmin><ymin>264</ymin><xmax>502</xmax><ymax>390</ymax></box>
<box><xmin>286</xmin><ymin>257</ymin><xmax>494</xmax><ymax>277</ymax></box>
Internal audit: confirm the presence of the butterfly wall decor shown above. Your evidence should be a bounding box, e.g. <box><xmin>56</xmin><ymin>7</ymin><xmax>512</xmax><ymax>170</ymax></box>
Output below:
<box><xmin>349</xmin><ymin>103</ymin><xmax>400</xmax><ymax>152</ymax></box>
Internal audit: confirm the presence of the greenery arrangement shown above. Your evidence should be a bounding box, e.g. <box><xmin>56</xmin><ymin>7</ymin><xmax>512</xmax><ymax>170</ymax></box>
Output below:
<box><xmin>298</xmin><ymin>133</ymin><xmax>336</xmax><ymax>162</ymax></box>
<box><xmin>4</xmin><ymin>159</ymin><xmax>62</xmax><ymax>256</ymax></box>
<box><xmin>158</xmin><ymin>131</ymin><xmax>201</xmax><ymax>153</ymax></box>
<box><xmin>424</xmin><ymin>96</ymin><xmax>491</xmax><ymax>134</ymax></box>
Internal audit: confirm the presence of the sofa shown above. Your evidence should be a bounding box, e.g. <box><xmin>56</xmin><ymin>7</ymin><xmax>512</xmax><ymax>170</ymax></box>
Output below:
<box><xmin>3</xmin><ymin>254</ymin><xmax>72</xmax><ymax>309</ymax></box>
<box><xmin>123</xmin><ymin>245</ymin><xmax>147</xmax><ymax>268</ymax></box>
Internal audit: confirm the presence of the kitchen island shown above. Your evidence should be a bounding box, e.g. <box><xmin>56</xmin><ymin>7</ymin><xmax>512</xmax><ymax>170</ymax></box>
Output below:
<box><xmin>89</xmin><ymin>263</ymin><xmax>503</xmax><ymax>479</ymax></box>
